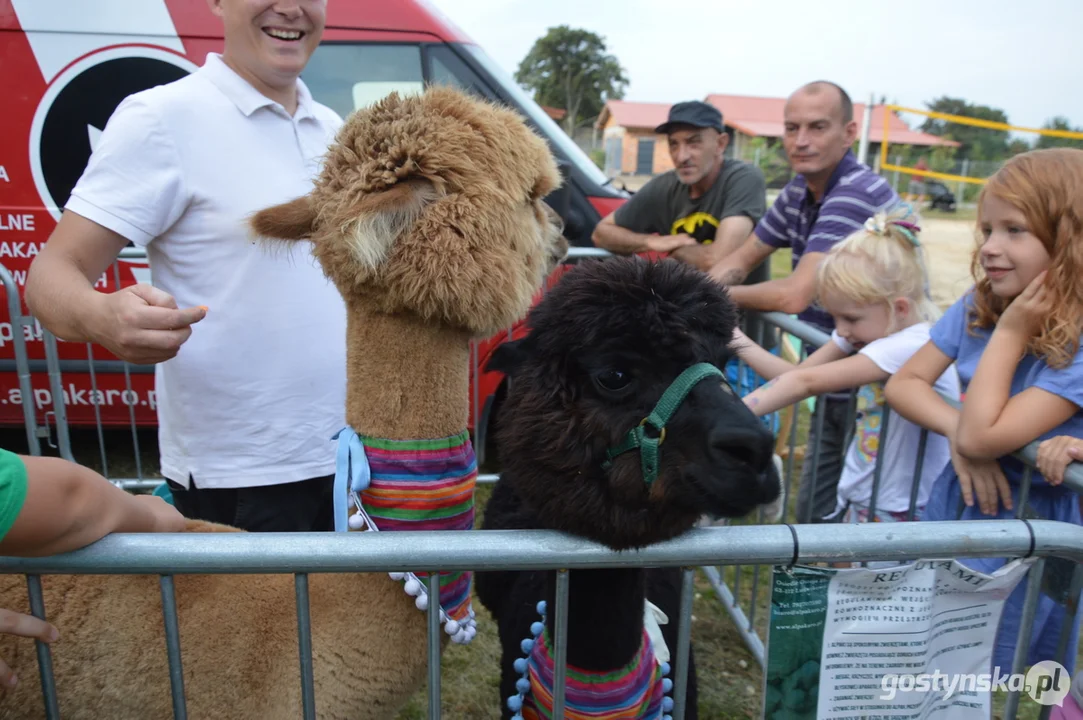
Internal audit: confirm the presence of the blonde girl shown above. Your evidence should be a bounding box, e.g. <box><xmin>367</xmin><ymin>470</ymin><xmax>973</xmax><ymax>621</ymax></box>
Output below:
<box><xmin>733</xmin><ymin>202</ymin><xmax>960</xmax><ymax>524</ymax></box>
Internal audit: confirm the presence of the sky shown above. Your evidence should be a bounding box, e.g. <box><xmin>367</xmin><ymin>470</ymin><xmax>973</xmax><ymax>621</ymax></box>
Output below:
<box><xmin>427</xmin><ymin>0</ymin><xmax>1082</xmax><ymax>135</ymax></box>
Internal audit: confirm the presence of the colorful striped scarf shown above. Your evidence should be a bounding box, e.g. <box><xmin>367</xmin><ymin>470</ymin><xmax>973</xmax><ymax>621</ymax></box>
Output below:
<box><xmin>335</xmin><ymin>429</ymin><xmax>477</xmax><ymax>625</ymax></box>
<box><xmin>522</xmin><ymin>628</ymin><xmax>666</xmax><ymax>719</ymax></box>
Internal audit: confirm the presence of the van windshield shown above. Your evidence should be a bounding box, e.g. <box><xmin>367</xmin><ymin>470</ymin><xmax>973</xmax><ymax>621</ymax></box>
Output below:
<box><xmin>460</xmin><ymin>44</ymin><xmax>611</xmax><ymax>188</ymax></box>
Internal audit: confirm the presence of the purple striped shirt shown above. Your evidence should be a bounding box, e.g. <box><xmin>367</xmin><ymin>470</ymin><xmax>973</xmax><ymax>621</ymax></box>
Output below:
<box><xmin>754</xmin><ymin>151</ymin><xmax>898</xmax><ymax>333</ymax></box>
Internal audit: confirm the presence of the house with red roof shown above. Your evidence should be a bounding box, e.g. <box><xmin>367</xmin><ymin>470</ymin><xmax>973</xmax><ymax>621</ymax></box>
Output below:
<box><xmin>595</xmin><ymin>94</ymin><xmax>957</xmax><ymax>177</ymax></box>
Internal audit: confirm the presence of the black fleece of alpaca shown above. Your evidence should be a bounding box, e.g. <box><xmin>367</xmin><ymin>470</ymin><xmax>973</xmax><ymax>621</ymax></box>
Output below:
<box><xmin>477</xmin><ymin>479</ymin><xmax>698</xmax><ymax>719</ymax></box>
<box><xmin>476</xmin><ymin>257</ymin><xmax>778</xmax><ymax>719</ymax></box>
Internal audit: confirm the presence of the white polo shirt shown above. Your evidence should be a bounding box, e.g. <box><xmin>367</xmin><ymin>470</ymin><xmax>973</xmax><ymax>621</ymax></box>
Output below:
<box><xmin>66</xmin><ymin>53</ymin><xmax>348</xmax><ymax>489</ymax></box>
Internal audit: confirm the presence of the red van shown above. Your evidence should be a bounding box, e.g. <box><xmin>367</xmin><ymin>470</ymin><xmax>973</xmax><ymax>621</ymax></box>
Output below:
<box><xmin>0</xmin><ymin>0</ymin><xmax>627</xmax><ymax>464</ymax></box>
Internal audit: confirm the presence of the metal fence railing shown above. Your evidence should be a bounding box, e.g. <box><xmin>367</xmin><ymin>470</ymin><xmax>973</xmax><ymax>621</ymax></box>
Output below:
<box><xmin>1</xmin><ymin>247</ymin><xmax>1081</xmax><ymax>718</ymax></box>
<box><xmin>3</xmin><ymin>520</ymin><xmax>1081</xmax><ymax>719</ymax></box>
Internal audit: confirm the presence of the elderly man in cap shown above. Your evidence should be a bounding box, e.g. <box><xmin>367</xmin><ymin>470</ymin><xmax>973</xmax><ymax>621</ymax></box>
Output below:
<box><xmin>591</xmin><ymin>100</ymin><xmax>767</xmax><ymax>271</ymax></box>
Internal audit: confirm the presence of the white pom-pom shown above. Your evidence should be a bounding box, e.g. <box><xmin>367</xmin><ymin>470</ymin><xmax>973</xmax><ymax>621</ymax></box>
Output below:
<box><xmin>389</xmin><ymin>572</ymin><xmax>405</xmax><ymax>581</ymax></box>
<box><xmin>454</xmin><ymin>629</ymin><xmax>468</xmax><ymax>643</ymax></box>
<box><xmin>465</xmin><ymin>625</ymin><xmax>477</xmax><ymax>641</ymax></box>
<box><xmin>403</xmin><ymin>578</ymin><xmax>421</xmax><ymax>596</ymax></box>
<box><xmin>415</xmin><ymin>594</ymin><xmax>429</xmax><ymax>611</ymax></box>
<box><xmin>444</xmin><ymin>620</ymin><xmax>461</xmax><ymax>635</ymax></box>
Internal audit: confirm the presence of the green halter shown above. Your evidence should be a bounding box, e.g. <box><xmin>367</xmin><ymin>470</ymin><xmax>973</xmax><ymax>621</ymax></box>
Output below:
<box><xmin>603</xmin><ymin>362</ymin><xmax>725</xmax><ymax>486</ymax></box>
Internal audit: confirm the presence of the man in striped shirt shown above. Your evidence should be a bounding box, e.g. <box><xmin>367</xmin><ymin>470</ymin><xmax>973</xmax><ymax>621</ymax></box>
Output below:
<box><xmin>709</xmin><ymin>81</ymin><xmax>898</xmax><ymax>524</ymax></box>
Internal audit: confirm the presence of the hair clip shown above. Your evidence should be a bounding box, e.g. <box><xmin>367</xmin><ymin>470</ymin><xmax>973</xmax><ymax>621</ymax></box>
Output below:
<box><xmin>889</xmin><ymin>220</ymin><xmax>922</xmax><ymax>247</ymax></box>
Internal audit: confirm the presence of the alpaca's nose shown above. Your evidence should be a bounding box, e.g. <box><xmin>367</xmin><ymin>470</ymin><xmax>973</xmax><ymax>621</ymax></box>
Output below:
<box><xmin>708</xmin><ymin>423</ymin><xmax>773</xmax><ymax>473</ymax></box>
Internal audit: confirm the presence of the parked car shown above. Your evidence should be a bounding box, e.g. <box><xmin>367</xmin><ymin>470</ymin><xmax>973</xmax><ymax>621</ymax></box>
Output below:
<box><xmin>0</xmin><ymin>0</ymin><xmax>629</xmax><ymax>465</ymax></box>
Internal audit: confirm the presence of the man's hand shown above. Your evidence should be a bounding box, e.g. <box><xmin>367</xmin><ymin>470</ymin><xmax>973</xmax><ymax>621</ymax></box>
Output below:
<box><xmin>1036</xmin><ymin>435</ymin><xmax>1083</xmax><ymax>486</ymax></box>
<box><xmin>0</xmin><ymin>608</ymin><xmax>58</xmax><ymax>690</ymax></box>
<box><xmin>133</xmin><ymin>494</ymin><xmax>187</xmax><ymax>532</ymax></box>
<box><xmin>89</xmin><ymin>285</ymin><xmax>207</xmax><ymax>365</ymax></box>
<box><xmin>645</xmin><ymin>233</ymin><xmax>697</xmax><ymax>254</ymax></box>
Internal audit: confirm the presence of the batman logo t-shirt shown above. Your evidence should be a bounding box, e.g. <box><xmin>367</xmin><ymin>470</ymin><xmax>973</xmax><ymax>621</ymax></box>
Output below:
<box><xmin>612</xmin><ymin>158</ymin><xmax>766</xmax><ymax>245</ymax></box>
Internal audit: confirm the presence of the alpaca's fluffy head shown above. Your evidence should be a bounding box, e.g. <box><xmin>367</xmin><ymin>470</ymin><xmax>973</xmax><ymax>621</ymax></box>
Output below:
<box><xmin>488</xmin><ymin>257</ymin><xmax>779</xmax><ymax>550</ymax></box>
<box><xmin>249</xmin><ymin>86</ymin><xmax>567</xmax><ymax>336</ymax></box>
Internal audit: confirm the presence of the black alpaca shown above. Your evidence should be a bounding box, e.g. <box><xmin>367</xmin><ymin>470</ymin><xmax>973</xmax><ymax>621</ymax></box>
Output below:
<box><xmin>475</xmin><ymin>256</ymin><xmax>779</xmax><ymax>719</ymax></box>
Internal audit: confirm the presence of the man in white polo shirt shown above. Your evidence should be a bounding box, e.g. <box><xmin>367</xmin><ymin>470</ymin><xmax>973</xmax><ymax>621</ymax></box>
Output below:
<box><xmin>26</xmin><ymin>0</ymin><xmax>347</xmax><ymax>532</ymax></box>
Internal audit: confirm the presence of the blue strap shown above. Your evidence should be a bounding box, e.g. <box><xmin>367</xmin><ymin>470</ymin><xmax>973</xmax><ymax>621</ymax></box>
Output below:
<box><xmin>332</xmin><ymin>426</ymin><xmax>371</xmax><ymax>532</ymax></box>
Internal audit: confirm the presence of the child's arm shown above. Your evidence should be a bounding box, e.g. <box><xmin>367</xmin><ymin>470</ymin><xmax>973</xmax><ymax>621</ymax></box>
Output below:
<box><xmin>1036</xmin><ymin>436</ymin><xmax>1083</xmax><ymax>487</ymax></box>
<box><xmin>883</xmin><ymin>341</ymin><xmax>960</xmax><ymax>438</ymax></box>
<box><xmin>0</xmin><ymin>455</ymin><xmax>186</xmax><ymax>558</ymax></box>
<box><xmin>956</xmin><ymin>273</ymin><xmax>1078</xmax><ymax>460</ymax></box>
<box><xmin>884</xmin><ymin>340</ymin><xmax>1012</xmax><ymax>516</ymax></box>
<box><xmin>730</xmin><ymin>328</ymin><xmax>849</xmax><ymax>381</ymax></box>
<box><xmin>743</xmin><ymin>354</ymin><xmax>886</xmax><ymax>417</ymax></box>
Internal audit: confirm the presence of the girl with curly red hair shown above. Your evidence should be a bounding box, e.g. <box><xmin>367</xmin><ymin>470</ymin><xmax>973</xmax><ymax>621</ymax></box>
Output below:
<box><xmin>886</xmin><ymin>147</ymin><xmax>1083</xmax><ymax>674</ymax></box>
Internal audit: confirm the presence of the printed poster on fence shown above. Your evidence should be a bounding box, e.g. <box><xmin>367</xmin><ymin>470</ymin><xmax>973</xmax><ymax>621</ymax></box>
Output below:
<box><xmin>763</xmin><ymin>557</ymin><xmax>1033</xmax><ymax>719</ymax></box>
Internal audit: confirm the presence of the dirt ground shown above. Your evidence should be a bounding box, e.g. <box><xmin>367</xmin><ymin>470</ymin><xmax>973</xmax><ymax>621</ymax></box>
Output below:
<box><xmin>921</xmin><ymin>216</ymin><xmax>979</xmax><ymax>309</ymax></box>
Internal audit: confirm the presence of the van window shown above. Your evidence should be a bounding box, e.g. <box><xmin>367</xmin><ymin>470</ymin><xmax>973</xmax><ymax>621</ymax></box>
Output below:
<box><xmin>425</xmin><ymin>45</ymin><xmax>496</xmax><ymax>101</ymax></box>
<box><xmin>302</xmin><ymin>43</ymin><xmax>424</xmax><ymax>118</ymax></box>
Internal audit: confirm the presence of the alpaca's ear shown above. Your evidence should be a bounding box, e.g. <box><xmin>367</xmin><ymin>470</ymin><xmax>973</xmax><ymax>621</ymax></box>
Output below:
<box><xmin>485</xmin><ymin>337</ymin><xmax>533</xmax><ymax>376</ymax></box>
<box><xmin>340</xmin><ymin>179</ymin><xmax>438</xmax><ymax>270</ymax></box>
<box><xmin>249</xmin><ymin>195</ymin><xmax>317</xmax><ymax>242</ymax></box>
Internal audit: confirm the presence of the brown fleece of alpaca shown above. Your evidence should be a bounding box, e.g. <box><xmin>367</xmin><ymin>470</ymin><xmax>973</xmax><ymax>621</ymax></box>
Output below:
<box><xmin>0</xmin><ymin>521</ymin><xmax>435</xmax><ymax>720</ymax></box>
<box><xmin>345</xmin><ymin>304</ymin><xmax>470</xmax><ymax>440</ymax></box>
<box><xmin>249</xmin><ymin>85</ymin><xmax>565</xmax><ymax>338</ymax></box>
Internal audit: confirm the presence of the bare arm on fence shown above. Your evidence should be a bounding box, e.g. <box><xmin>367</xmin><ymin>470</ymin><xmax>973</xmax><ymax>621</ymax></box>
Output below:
<box><xmin>590</xmin><ymin>214</ymin><xmax>698</xmax><ymax>255</ymax></box>
<box><xmin>710</xmin><ymin>237</ymin><xmax>820</xmax><ymax>316</ymax></box>
<box><xmin>742</xmin><ymin>353</ymin><xmax>883</xmax><ymax>417</ymax></box>
<box><xmin>670</xmin><ymin>216</ymin><xmax>754</xmax><ymax>271</ymax></box>
<box><xmin>730</xmin><ymin>327</ymin><xmax>847</xmax><ymax>381</ymax></box>
<box><xmin>0</xmin><ymin>455</ymin><xmax>186</xmax><ymax>558</ymax></box>
<box><xmin>885</xmin><ymin>340</ymin><xmax>1012</xmax><ymax>516</ymax></box>
<box><xmin>955</xmin><ymin>273</ymin><xmax>1078</xmax><ymax>461</ymax></box>
<box><xmin>26</xmin><ymin>211</ymin><xmax>206</xmax><ymax>365</ymax></box>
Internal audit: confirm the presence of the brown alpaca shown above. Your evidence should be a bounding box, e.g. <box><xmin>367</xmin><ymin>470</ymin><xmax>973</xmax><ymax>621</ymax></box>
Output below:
<box><xmin>0</xmin><ymin>86</ymin><xmax>566</xmax><ymax>720</ymax></box>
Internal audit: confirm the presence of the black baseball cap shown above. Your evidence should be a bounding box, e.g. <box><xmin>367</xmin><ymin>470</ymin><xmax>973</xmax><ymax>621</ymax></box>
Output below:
<box><xmin>654</xmin><ymin>101</ymin><xmax>724</xmax><ymax>134</ymax></box>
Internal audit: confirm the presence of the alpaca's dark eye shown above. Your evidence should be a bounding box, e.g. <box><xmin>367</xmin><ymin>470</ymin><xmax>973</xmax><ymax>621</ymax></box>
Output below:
<box><xmin>596</xmin><ymin>369</ymin><xmax>630</xmax><ymax>392</ymax></box>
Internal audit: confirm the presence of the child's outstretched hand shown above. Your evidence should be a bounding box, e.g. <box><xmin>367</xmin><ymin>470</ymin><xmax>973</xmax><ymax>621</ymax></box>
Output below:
<box><xmin>998</xmin><ymin>270</ymin><xmax>1052</xmax><ymax>340</ymax></box>
<box><xmin>1036</xmin><ymin>435</ymin><xmax>1083</xmax><ymax>486</ymax></box>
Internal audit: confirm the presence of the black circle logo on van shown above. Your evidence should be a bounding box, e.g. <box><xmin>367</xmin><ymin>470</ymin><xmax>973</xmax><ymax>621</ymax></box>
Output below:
<box><xmin>30</xmin><ymin>47</ymin><xmax>198</xmax><ymax>220</ymax></box>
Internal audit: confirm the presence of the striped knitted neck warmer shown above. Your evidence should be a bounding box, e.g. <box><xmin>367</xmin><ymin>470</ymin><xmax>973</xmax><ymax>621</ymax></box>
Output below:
<box><xmin>332</xmin><ymin>427</ymin><xmax>477</xmax><ymax>642</ymax></box>
<box><xmin>506</xmin><ymin>600</ymin><xmax>674</xmax><ymax>720</ymax></box>
<box><xmin>521</xmin><ymin>628</ymin><xmax>667</xmax><ymax>719</ymax></box>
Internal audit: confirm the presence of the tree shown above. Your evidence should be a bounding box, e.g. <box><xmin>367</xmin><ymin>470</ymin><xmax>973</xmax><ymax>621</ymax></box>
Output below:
<box><xmin>1006</xmin><ymin>138</ymin><xmax>1033</xmax><ymax>156</ymax></box>
<box><xmin>1034</xmin><ymin>116</ymin><xmax>1083</xmax><ymax>150</ymax></box>
<box><xmin>920</xmin><ymin>97</ymin><xmax>1010</xmax><ymax>160</ymax></box>
<box><xmin>515</xmin><ymin>25</ymin><xmax>629</xmax><ymax>134</ymax></box>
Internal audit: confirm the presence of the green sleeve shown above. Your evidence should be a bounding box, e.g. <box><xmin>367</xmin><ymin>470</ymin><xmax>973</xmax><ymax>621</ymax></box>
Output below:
<box><xmin>719</xmin><ymin>163</ymin><xmax>768</xmax><ymax>225</ymax></box>
<box><xmin>612</xmin><ymin>175</ymin><xmax>669</xmax><ymax>234</ymax></box>
<box><xmin>0</xmin><ymin>448</ymin><xmax>28</xmax><ymax>543</ymax></box>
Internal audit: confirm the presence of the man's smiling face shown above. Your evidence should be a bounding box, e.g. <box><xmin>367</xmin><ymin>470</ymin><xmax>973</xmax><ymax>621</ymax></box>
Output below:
<box><xmin>210</xmin><ymin>0</ymin><xmax>327</xmax><ymax>86</ymax></box>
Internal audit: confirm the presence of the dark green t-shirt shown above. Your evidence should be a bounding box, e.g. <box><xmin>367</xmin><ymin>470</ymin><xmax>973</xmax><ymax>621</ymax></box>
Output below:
<box><xmin>613</xmin><ymin>159</ymin><xmax>766</xmax><ymax>244</ymax></box>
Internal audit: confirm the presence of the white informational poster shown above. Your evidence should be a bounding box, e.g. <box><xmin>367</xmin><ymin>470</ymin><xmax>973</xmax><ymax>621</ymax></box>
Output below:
<box><xmin>765</xmin><ymin>558</ymin><xmax>1039</xmax><ymax>719</ymax></box>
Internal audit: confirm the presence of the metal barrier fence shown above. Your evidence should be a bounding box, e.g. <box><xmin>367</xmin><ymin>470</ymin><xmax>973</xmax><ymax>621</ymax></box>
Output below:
<box><xmin>3</xmin><ymin>520</ymin><xmax>1082</xmax><ymax>719</ymax></box>
<box><xmin>2</xmin><ymin>247</ymin><xmax>1082</xmax><ymax>718</ymax></box>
